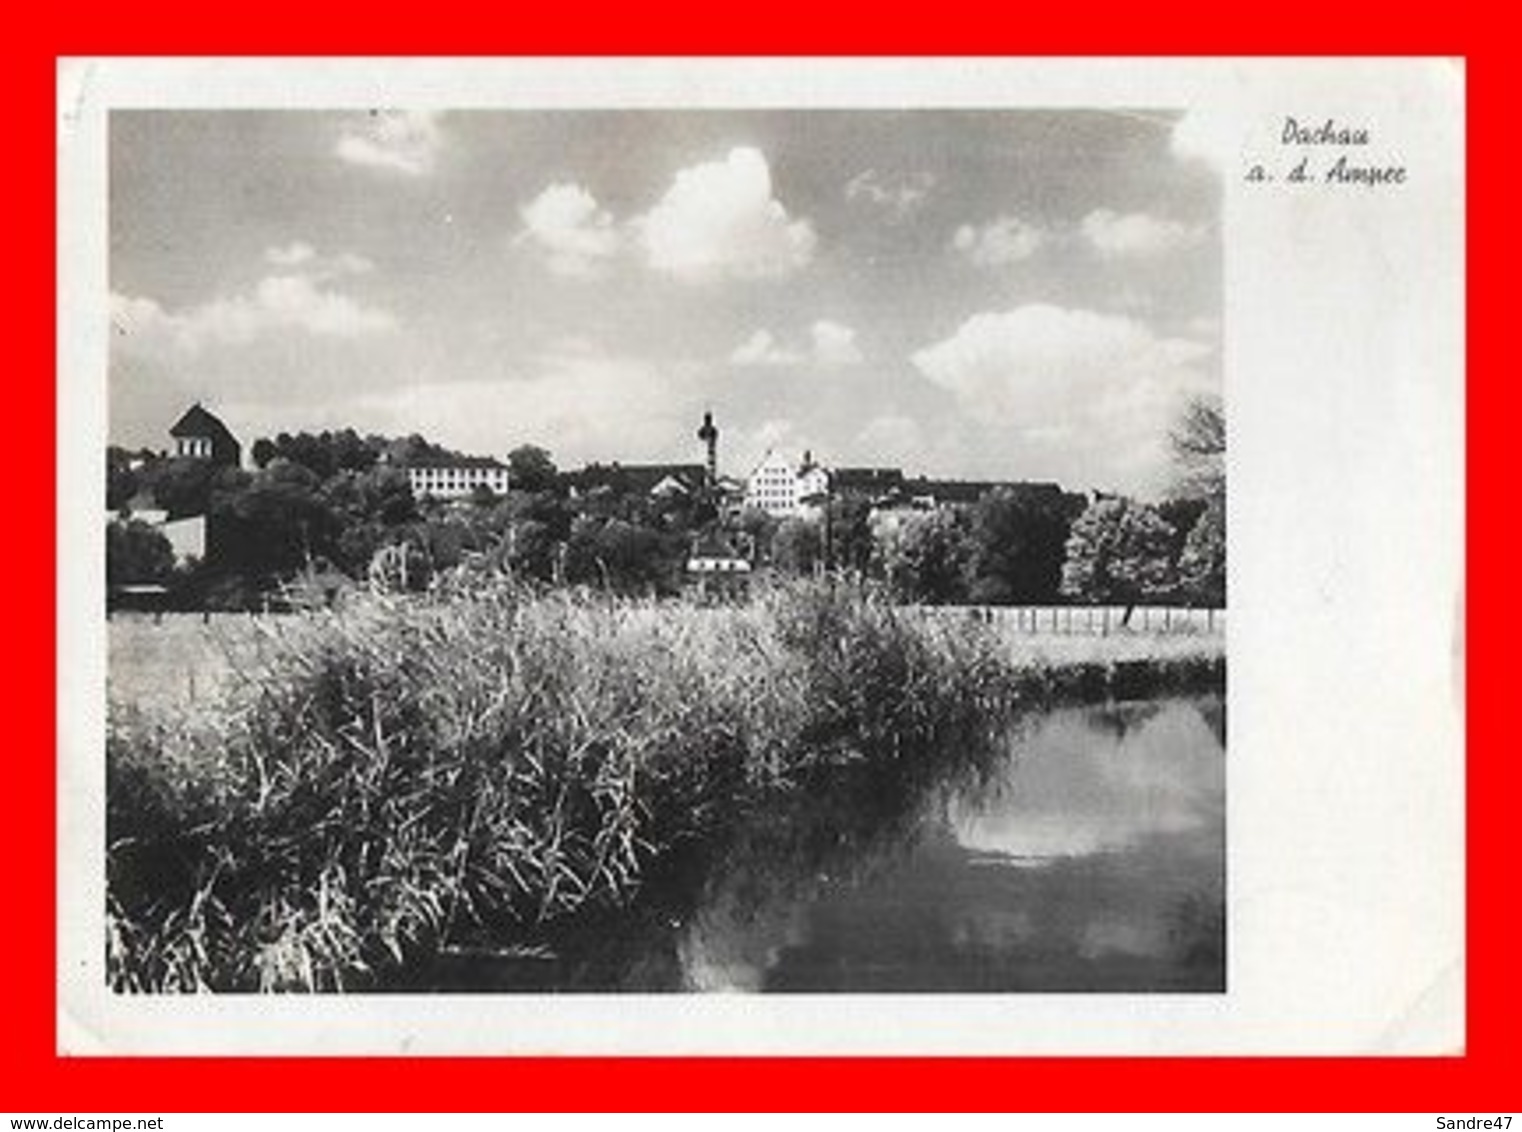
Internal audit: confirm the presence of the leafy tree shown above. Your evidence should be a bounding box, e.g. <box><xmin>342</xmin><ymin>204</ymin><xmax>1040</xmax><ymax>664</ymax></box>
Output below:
<box><xmin>1060</xmin><ymin>497</ymin><xmax>1177</xmax><ymax>622</ymax></box>
<box><xmin>963</xmin><ymin>486</ymin><xmax>1073</xmax><ymax>605</ymax></box>
<box><xmin>1177</xmin><ymin>496</ymin><xmax>1226</xmax><ymax>606</ymax></box>
<box><xmin>1170</xmin><ymin>395</ymin><xmax>1225</xmax><ymax>500</ymax></box>
<box><xmin>499</xmin><ymin>518</ymin><xmax>560</xmax><ymax>582</ymax></box>
<box><xmin>381</xmin><ymin>433</ymin><xmax>464</xmax><ymax>468</ymax></box>
<box><xmin>218</xmin><ymin>461</ymin><xmax>337</xmax><ymax>577</ymax></box>
<box><xmin>363</xmin><ymin>466</ymin><xmax>417</xmax><ymax>526</ymax></box>
<box><xmin>1157</xmin><ymin>496</ymin><xmax>1207</xmax><ymax>565</ymax></box>
<box><xmin>206</xmin><ymin>466</ymin><xmax>254</xmax><ymax>514</ymax></box>
<box><xmin>506</xmin><ymin>445</ymin><xmax>559</xmax><ymax>494</ymax></box>
<box><xmin>258</xmin><ymin>429</ymin><xmax>380</xmax><ymax>480</ymax></box>
<box><xmin>648</xmin><ymin>484</ymin><xmax>708</xmax><ymax>533</ymax></box>
<box><xmin>329</xmin><ymin>428</ymin><xmax>379</xmax><ymax>474</ymax></box>
<box><xmin>823</xmin><ymin>494</ymin><xmax>874</xmax><ymax>576</ymax></box>
<box><xmin>875</xmin><ymin>508</ymin><xmax>971</xmax><ymax>604</ymax></box>
<box><xmin>138</xmin><ymin>456</ymin><xmax>220</xmax><ymax>519</ymax></box>
<box><xmin>106</xmin><ymin>520</ymin><xmax>176</xmax><ymax>586</ymax></box>
<box><xmin>319</xmin><ymin>465</ymin><xmax>413</xmax><ymax>535</ymax></box>
<box><xmin>564</xmin><ymin>515</ymin><xmax>674</xmax><ymax>594</ymax></box>
<box><xmin>500</xmin><ymin>489</ymin><xmax>572</xmax><ymax>540</ymax></box>
<box><xmin>270</xmin><ymin>432</ymin><xmax>330</xmax><ymax>479</ymax></box>
<box><xmin>410</xmin><ymin>512</ymin><xmax>490</xmax><ymax>577</ymax></box>
<box><xmin>106</xmin><ymin>446</ymin><xmax>148</xmax><ymax>511</ymax></box>
<box><xmin>771</xmin><ymin>517</ymin><xmax>824</xmax><ymax>576</ymax></box>
<box><xmin>313</xmin><ymin>466</ymin><xmax>417</xmax><ymax>573</ymax></box>
<box><xmin>1167</xmin><ymin>395</ymin><xmax>1226</xmax><ymax>608</ymax></box>
<box><xmin>335</xmin><ymin>522</ymin><xmax>391</xmax><ymax>579</ymax></box>
<box><xmin>734</xmin><ymin>507</ymin><xmax>779</xmax><ymax>564</ymax></box>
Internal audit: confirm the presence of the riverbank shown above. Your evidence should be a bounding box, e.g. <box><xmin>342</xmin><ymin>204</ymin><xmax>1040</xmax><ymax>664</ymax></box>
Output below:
<box><xmin>106</xmin><ymin>578</ymin><xmax>1223</xmax><ymax>992</ymax></box>
<box><xmin>107</xmin><ymin>602</ymin><xmax>1224</xmax><ymax>714</ymax></box>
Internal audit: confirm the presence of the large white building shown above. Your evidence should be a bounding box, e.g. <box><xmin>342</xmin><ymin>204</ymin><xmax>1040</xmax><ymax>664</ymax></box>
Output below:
<box><xmin>406</xmin><ymin>460</ymin><xmax>511</xmax><ymax>500</ymax></box>
<box><xmin>744</xmin><ymin>450</ymin><xmax>830</xmax><ymax>518</ymax></box>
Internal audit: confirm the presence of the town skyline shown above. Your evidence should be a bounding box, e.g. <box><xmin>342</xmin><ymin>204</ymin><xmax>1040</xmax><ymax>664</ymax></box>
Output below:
<box><xmin>110</xmin><ymin>109</ymin><xmax>1222</xmax><ymax>498</ymax></box>
<box><xmin>120</xmin><ymin>397</ymin><xmax>1140</xmax><ymax>498</ymax></box>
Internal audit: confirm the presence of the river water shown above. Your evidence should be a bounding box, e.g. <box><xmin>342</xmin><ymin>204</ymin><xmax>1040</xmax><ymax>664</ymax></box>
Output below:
<box><xmin>423</xmin><ymin>694</ymin><xmax>1225</xmax><ymax>993</ymax></box>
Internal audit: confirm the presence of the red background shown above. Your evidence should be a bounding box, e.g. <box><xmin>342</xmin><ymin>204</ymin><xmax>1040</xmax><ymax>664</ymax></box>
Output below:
<box><xmin>7</xmin><ymin>2</ymin><xmax>1506</xmax><ymax>1111</ymax></box>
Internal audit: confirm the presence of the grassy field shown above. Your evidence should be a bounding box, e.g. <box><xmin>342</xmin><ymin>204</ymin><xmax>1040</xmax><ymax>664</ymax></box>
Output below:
<box><xmin>106</xmin><ymin>580</ymin><xmax>1224</xmax><ymax>993</ymax></box>
<box><xmin>109</xmin><ymin>613</ymin><xmax>279</xmax><ymax>714</ymax></box>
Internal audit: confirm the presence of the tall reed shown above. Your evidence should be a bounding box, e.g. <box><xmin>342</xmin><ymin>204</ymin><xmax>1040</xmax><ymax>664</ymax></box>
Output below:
<box><xmin>106</xmin><ymin>575</ymin><xmax>1219</xmax><ymax>992</ymax></box>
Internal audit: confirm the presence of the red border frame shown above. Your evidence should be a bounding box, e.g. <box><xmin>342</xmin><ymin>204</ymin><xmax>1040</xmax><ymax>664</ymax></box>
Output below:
<box><xmin>12</xmin><ymin>4</ymin><xmax>1507</xmax><ymax>1111</ymax></box>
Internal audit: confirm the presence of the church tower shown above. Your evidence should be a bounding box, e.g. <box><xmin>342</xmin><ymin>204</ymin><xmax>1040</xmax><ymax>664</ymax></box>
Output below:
<box><xmin>697</xmin><ymin>410</ymin><xmax>719</xmax><ymax>485</ymax></box>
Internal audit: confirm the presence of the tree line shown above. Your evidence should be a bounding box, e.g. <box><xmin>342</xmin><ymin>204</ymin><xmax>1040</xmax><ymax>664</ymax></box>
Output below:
<box><xmin>106</xmin><ymin>399</ymin><xmax>1225</xmax><ymax>612</ymax></box>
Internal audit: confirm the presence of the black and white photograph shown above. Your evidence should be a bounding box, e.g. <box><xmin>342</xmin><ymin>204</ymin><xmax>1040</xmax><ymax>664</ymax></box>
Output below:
<box><xmin>103</xmin><ymin>102</ymin><xmax>1226</xmax><ymax>996</ymax></box>
<box><xmin>61</xmin><ymin>57</ymin><xmax>1461</xmax><ymax>1054</ymax></box>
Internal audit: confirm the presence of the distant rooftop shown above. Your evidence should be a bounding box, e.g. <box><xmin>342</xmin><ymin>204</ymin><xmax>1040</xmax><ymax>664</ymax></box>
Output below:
<box><xmin>169</xmin><ymin>402</ymin><xmax>237</xmax><ymax>444</ymax></box>
<box><xmin>567</xmin><ymin>463</ymin><xmax>706</xmax><ymax>494</ymax></box>
<box><xmin>831</xmin><ymin>467</ymin><xmax>906</xmax><ymax>492</ymax></box>
<box><xmin>406</xmin><ymin>454</ymin><xmax>507</xmax><ymax>470</ymax></box>
<box><xmin>902</xmin><ymin>478</ymin><xmax>1074</xmax><ymax>505</ymax></box>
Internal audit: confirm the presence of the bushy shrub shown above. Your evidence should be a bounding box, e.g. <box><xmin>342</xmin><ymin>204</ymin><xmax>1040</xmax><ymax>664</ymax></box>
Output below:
<box><xmin>108</xmin><ymin>577</ymin><xmax>1026</xmax><ymax>991</ymax></box>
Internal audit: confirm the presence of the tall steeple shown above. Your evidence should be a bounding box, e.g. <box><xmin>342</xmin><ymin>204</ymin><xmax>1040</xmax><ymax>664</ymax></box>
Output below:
<box><xmin>697</xmin><ymin>410</ymin><xmax>719</xmax><ymax>485</ymax></box>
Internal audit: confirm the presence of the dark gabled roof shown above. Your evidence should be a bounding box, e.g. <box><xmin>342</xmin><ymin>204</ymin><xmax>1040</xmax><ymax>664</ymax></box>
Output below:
<box><xmin>901</xmin><ymin>478</ymin><xmax>1076</xmax><ymax>506</ymax></box>
<box><xmin>904</xmin><ymin>478</ymin><xmax>995</xmax><ymax>504</ymax></box>
<box><xmin>408</xmin><ymin>454</ymin><xmax>507</xmax><ymax>470</ymax></box>
<box><xmin>169</xmin><ymin>403</ymin><xmax>237</xmax><ymax>444</ymax></box>
<box><xmin>690</xmin><ymin>530</ymin><xmax>746</xmax><ymax>559</ymax></box>
<box><xmin>568</xmin><ymin>463</ymin><xmax>706</xmax><ymax>494</ymax></box>
<box><xmin>831</xmin><ymin>466</ymin><xmax>905</xmax><ymax>492</ymax></box>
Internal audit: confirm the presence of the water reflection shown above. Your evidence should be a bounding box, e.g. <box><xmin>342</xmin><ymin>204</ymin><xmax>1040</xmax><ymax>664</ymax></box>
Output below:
<box><xmin>422</xmin><ymin>695</ymin><xmax>1225</xmax><ymax>993</ymax></box>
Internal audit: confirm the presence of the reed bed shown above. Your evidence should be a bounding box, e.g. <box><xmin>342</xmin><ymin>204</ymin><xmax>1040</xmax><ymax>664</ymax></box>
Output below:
<box><xmin>106</xmin><ymin>576</ymin><xmax>1222</xmax><ymax>992</ymax></box>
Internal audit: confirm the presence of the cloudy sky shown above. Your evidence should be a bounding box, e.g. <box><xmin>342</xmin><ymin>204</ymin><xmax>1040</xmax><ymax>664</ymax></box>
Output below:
<box><xmin>110</xmin><ymin>109</ymin><xmax>1220</xmax><ymax>496</ymax></box>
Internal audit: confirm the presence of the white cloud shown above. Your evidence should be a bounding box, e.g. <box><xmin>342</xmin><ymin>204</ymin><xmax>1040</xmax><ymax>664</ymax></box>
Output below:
<box><xmin>335</xmin><ymin>252</ymin><xmax>376</xmax><ymax>276</ymax></box>
<box><xmin>265</xmin><ymin>241</ymin><xmax>316</xmax><ymax>267</ymax></box>
<box><xmin>264</xmin><ymin>243</ymin><xmax>374</xmax><ymax>278</ymax></box>
<box><xmin>518</xmin><ymin>183</ymin><xmax>621</xmax><ymax>278</ymax></box>
<box><xmin>1170</xmin><ymin>107</ymin><xmax>1233</xmax><ymax>170</ymax></box>
<box><xmin>639</xmin><ymin>147</ymin><xmax>816</xmax><ymax>282</ymax></box>
<box><xmin>335</xmin><ymin>111</ymin><xmax>443</xmax><ymax>176</ymax></box>
<box><xmin>952</xmin><ymin>216</ymin><xmax>1044</xmax><ymax>266</ymax></box>
<box><xmin>503</xmin><ymin>348</ymin><xmax>687</xmax><ymax>459</ymax></box>
<box><xmin>1081</xmin><ymin>209</ymin><xmax>1204</xmax><ymax>257</ymax></box>
<box><xmin>111</xmin><ymin>245</ymin><xmax>395</xmax><ymax>355</ymax></box>
<box><xmin>911</xmin><ymin>304</ymin><xmax>1214</xmax><ymax>494</ymax></box>
<box><xmin>845</xmin><ymin>169</ymin><xmax>933</xmax><ymax>219</ymax></box>
<box><xmin>913</xmin><ymin>304</ymin><xmax>1209</xmax><ymax>414</ymax></box>
<box><xmin>250</xmin><ymin>276</ymin><xmax>394</xmax><ymax>339</ymax></box>
<box><xmin>110</xmin><ymin>292</ymin><xmax>173</xmax><ymax>336</ymax></box>
<box><xmin>730</xmin><ymin>330</ymin><xmax>801</xmax><ymax>367</ymax></box>
<box><xmin>730</xmin><ymin>418</ymin><xmax>805</xmax><ymax>475</ymax></box>
<box><xmin>352</xmin><ymin>344</ymin><xmax>700</xmax><ymax>466</ymax></box>
<box><xmin>730</xmin><ymin>320</ymin><xmax>863</xmax><ymax>368</ymax></box>
<box><xmin>810</xmin><ymin>320</ymin><xmax>863</xmax><ymax>367</ymax></box>
<box><xmin>855</xmin><ymin>414</ymin><xmax>923</xmax><ymax>464</ymax></box>
<box><xmin>750</xmin><ymin>419</ymin><xmax>797</xmax><ymax>451</ymax></box>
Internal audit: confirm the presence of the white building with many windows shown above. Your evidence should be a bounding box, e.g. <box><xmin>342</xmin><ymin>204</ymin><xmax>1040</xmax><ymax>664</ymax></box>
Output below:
<box><xmin>744</xmin><ymin>450</ymin><xmax>830</xmax><ymax>518</ymax></box>
<box><xmin>745</xmin><ymin>450</ymin><xmax>796</xmax><ymax>515</ymax></box>
<box><xmin>406</xmin><ymin>459</ymin><xmax>511</xmax><ymax>500</ymax></box>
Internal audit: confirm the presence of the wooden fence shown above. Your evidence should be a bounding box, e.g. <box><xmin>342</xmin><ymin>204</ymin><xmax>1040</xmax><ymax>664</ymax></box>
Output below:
<box><xmin>919</xmin><ymin>604</ymin><xmax>1225</xmax><ymax>636</ymax></box>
